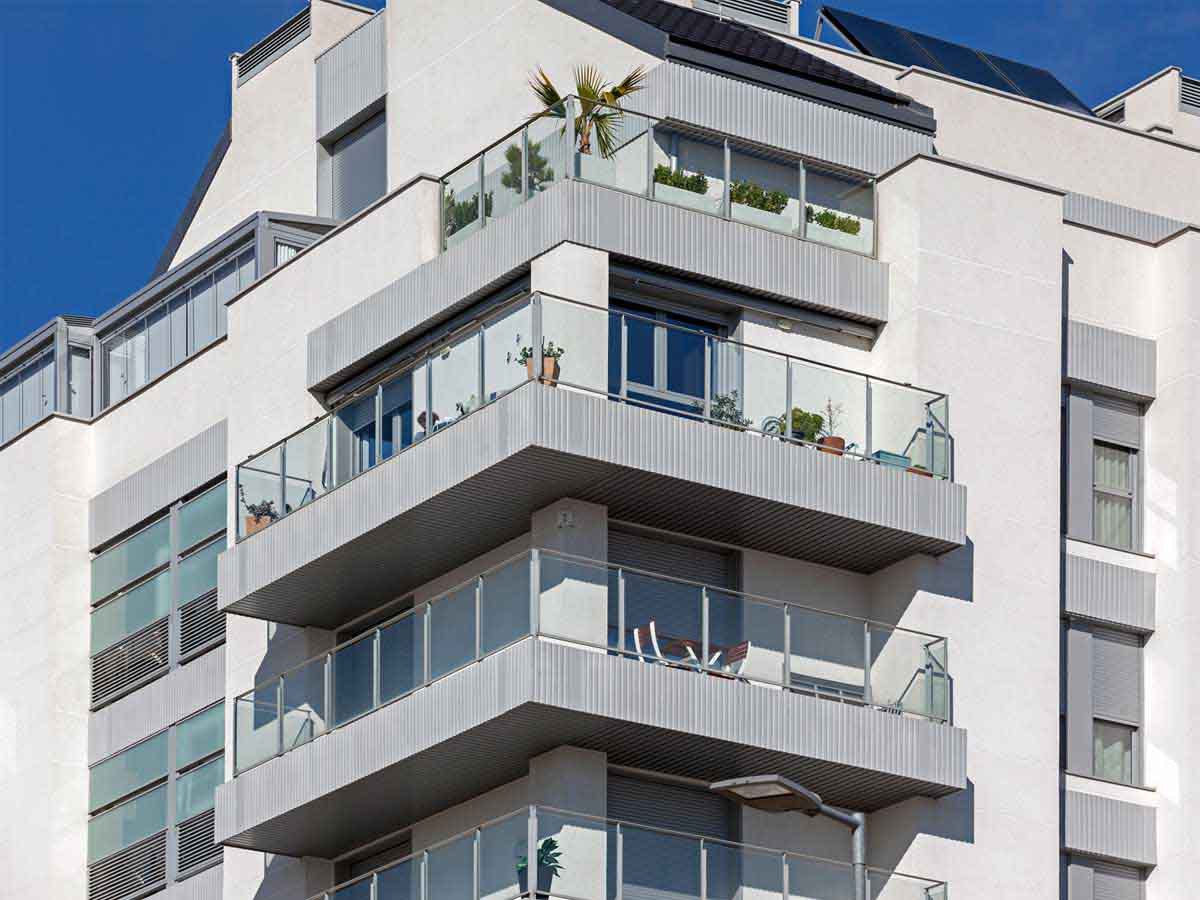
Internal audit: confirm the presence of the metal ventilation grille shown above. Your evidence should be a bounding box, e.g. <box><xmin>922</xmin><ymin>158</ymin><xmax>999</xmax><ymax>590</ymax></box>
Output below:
<box><xmin>91</xmin><ymin>619</ymin><xmax>169</xmax><ymax>706</ymax></box>
<box><xmin>237</xmin><ymin>7</ymin><xmax>311</xmax><ymax>85</ymax></box>
<box><xmin>87</xmin><ymin>830</ymin><xmax>167</xmax><ymax>900</ymax></box>
<box><xmin>180</xmin><ymin>591</ymin><xmax>225</xmax><ymax>658</ymax></box>
<box><xmin>177</xmin><ymin>809</ymin><xmax>221</xmax><ymax>874</ymax></box>
<box><xmin>694</xmin><ymin>0</ymin><xmax>790</xmax><ymax>30</ymax></box>
<box><xmin>1182</xmin><ymin>76</ymin><xmax>1200</xmax><ymax>110</ymax></box>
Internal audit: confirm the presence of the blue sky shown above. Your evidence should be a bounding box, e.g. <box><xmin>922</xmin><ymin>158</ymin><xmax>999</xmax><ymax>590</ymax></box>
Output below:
<box><xmin>1</xmin><ymin>0</ymin><xmax>1197</xmax><ymax>352</ymax></box>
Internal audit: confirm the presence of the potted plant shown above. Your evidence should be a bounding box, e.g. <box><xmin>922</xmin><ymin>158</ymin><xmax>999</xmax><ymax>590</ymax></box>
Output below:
<box><xmin>779</xmin><ymin>407</ymin><xmax>823</xmax><ymax>444</ymax></box>
<box><xmin>729</xmin><ymin>178</ymin><xmax>790</xmax><ymax>231</ymax></box>
<box><xmin>804</xmin><ymin>204</ymin><xmax>870</xmax><ymax>252</ymax></box>
<box><xmin>516</xmin><ymin>342</ymin><xmax>566</xmax><ymax>383</ymax></box>
<box><xmin>239</xmin><ymin>486</ymin><xmax>278</xmax><ymax>536</ymax></box>
<box><xmin>517</xmin><ymin>837</ymin><xmax>563</xmax><ymax>896</ymax></box>
<box><xmin>527</xmin><ymin>64</ymin><xmax>647</xmax><ymax>157</ymax></box>
<box><xmin>709</xmin><ymin>391</ymin><xmax>751</xmax><ymax>430</ymax></box>
<box><xmin>653</xmin><ymin>164</ymin><xmax>720</xmax><ymax>215</ymax></box>
<box><xmin>444</xmin><ymin>189</ymin><xmax>494</xmax><ymax>247</ymax></box>
<box><xmin>817</xmin><ymin>398</ymin><xmax>847</xmax><ymax>455</ymax></box>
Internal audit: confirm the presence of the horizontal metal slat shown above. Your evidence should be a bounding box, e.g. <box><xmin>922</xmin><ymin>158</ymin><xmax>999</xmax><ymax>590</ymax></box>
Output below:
<box><xmin>92</xmin><ymin>619</ymin><xmax>169</xmax><ymax>706</ymax></box>
<box><xmin>178</xmin><ymin>808</ymin><xmax>221</xmax><ymax>874</ymax></box>
<box><xmin>1181</xmin><ymin>76</ymin><xmax>1200</xmax><ymax>108</ymax></box>
<box><xmin>180</xmin><ymin>590</ymin><xmax>225</xmax><ymax>658</ymax></box>
<box><xmin>87</xmin><ymin>830</ymin><xmax>167</xmax><ymax>900</ymax></box>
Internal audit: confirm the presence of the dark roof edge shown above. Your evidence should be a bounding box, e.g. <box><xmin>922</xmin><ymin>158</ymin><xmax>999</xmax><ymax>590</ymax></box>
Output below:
<box><xmin>540</xmin><ymin>0</ymin><xmax>670</xmax><ymax>58</ymax></box>
<box><xmin>152</xmin><ymin>120</ymin><xmax>233</xmax><ymax>280</ymax></box>
<box><xmin>668</xmin><ymin>42</ymin><xmax>936</xmax><ymax>134</ymax></box>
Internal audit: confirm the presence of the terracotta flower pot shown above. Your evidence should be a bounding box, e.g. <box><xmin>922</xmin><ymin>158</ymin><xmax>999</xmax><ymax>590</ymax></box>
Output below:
<box><xmin>817</xmin><ymin>435</ymin><xmax>845</xmax><ymax>456</ymax></box>
<box><xmin>526</xmin><ymin>357</ymin><xmax>561</xmax><ymax>385</ymax></box>
<box><xmin>907</xmin><ymin>466</ymin><xmax>933</xmax><ymax>478</ymax></box>
<box><xmin>244</xmin><ymin>515</ymin><xmax>272</xmax><ymax>536</ymax></box>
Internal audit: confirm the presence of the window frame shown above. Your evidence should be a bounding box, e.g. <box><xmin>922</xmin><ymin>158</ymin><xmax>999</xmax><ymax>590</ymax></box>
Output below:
<box><xmin>1091</xmin><ymin>716</ymin><xmax>1138</xmax><ymax>786</ymax></box>
<box><xmin>1092</xmin><ymin>440</ymin><xmax>1138</xmax><ymax>551</ymax></box>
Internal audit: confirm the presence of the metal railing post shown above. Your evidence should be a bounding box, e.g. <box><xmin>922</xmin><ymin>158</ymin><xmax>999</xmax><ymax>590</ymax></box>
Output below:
<box><xmin>532</xmin><ymin>294</ymin><xmax>544</xmax><ymax>382</ymax></box>
<box><xmin>780</xmin><ymin>853</ymin><xmax>789</xmax><ymax>900</ymax></box>
<box><xmin>475</xmin><ymin>576</ymin><xmax>483</xmax><ymax>660</ymax></box>
<box><xmin>472</xmin><ymin>827</ymin><xmax>481</xmax><ymax>900</ymax></box>
<box><xmin>373</xmin><ymin>628</ymin><xmax>382</xmax><ymax>710</ymax></box>
<box><xmin>721</xmin><ymin>139</ymin><xmax>731</xmax><ymax>220</ymax></box>
<box><xmin>798</xmin><ymin>160</ymin><xmax>807</xmax><ymax>240</ymax></box>
<box><xmin>527</xmin><ymin>806</ymin><xmax>539</xmax><ymax>897</ymax></box>
<box><xmin>645</xmin><ymin>121</ymin><xmax>655</xmax><ymax>199</ymax></box>
<box><xmin>521</xmin><ymin>127</ymin><xmax>530</xmax><ymax>200</ymax></box>
<box><xmin>699</xmin><ymin>838</ymin><xmax>708</xmax><ymax>900</ymax></box>
<box><xmin>615</xmin><ymin>823</ymin><xmax>624</xmax><ymax>900</ymax></box>
<box><xmin>784</xmin><ymin>359</ymin><xmax>793</xmax><ymax>440</ymax></box>
<box><xmin>529</xmin><ymin>549</ymin><xmax>541</xmax><ymax>638</ymax></box>
<box><xmin>275</xmin><ymin>678</ymin><xmax>284</xmax><ymax>756</ymax></box>
<box><xmin>870</xmin><ymin>177</ymin><xmax>878</xmax><ymax>257</ymax></box>
<box><xmin>926</xmin><ymin>407</ymin><xmax>935</xmax><ymax>473</ymax></box>
<box><xmin>701</xmin><ymin>587</ymin><xmax>710</xmax><ymax>671</ymax></box>
<box><xmin>620</xmin><ymin>315</ymin><xmax>629</xmax><ymax>400</ymax></box>
<box><xmin>617</xmin><ymin>567</ymin><xmax>626</xmax><ymax>654</ymax></box>
<box><xmin>423</xmin><ymin>602</ymin><xmax>432</xmax><ymax>685</ymax></box>
<box><xmin>277</xmin><ymin>441</ymin><xmax>287</xmax><ymax>521</ymax></box>
<box><xmin>324</xmin><ymin>652</ymin><xmax>334</xmax><ymax>732</ymax></box>
<box><xmin>371</xmin><ymin>872</ymin><xmax>379</xmax><ymax>900</ymax></box>
<box><xmin>782</xmin><ymin>606</ymin><xmax>791</xmax><ymax>687</ymax></box>
<box><xmin>862</xmin><ymin>622</ymin><xmax>873</xmax><ymax>706</ymax></box>
<box><xmin>421</xmin><ymin>850</ymin><xmax>429</xmax><ymax>900</ymax></box>
<box><xmin>477</xmin><ymin>154</ymin><xmax>487</xmax><ymax>229</ymax></box>
<box><xmin>864</xmin><ymin>377</ymin><xmax>873</xmax><ymax>458</ymax></box>
<box><xmin>703</xmin><ymin>337</ymin><xmax>712</xmax><ymax>419</ymax></box>
<box><xmin>565</xmin><ymin>99</ymin><xmax>576</xmax><ymax>179</ymax></box>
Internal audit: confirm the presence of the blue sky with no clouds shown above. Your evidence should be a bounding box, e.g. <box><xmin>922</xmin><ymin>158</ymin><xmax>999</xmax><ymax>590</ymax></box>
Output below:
<box><xmin>1</xmin><ymin>0</ymin><xmax>1196</xmax><ymax>352</ymax></box>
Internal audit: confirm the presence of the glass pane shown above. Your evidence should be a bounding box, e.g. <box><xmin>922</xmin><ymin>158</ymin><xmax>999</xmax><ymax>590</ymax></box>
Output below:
<box><xmin>869</xmin><ymin>626</ymin><xmax>946</xmax><ymax>719</ymax></box>
<box><xmin>804</xmin><ymin>167</ymin><xmax>874</xmax><ymax>255</ymax></box>
<box><xmin>191</xmin><ymin>275</ymin><xmax>217</xmax><ymax>351</ymax></box>
<box><xmin>234</xmin><ymin>686</ymin><xmax>279</xmax><ymax>771</ymax></box>
<box><xmin>541</xmin><ymin>295</ymin><xmax>608</xmax><ymax>393</ymax></box>
<box><xmin>2</xmin><ymin>377</ymin><xmax>20</xmax><ymax>440</ymax></box>
<box><xmin>1095</xmin><ymin>444</ymin><xmax>1132</xmax><ymax>492</ymax></box>
<box><xmin>731</xmin><ymin>343</ymin><xmax>785</xmax><ymax>434</ymax></box>
<box><xmin>622</xmin><ymin>823</ymin><xmax>701</xmax><ymax>900</ymax></box>
<box><xmin>868</xmin><ymin>381</ymin><xmax>938</xmax><ymax>474</ymax></box>
<box><xmin>147</xmin><ymin>302</ymin><xmax>172</xmax><ymax>380</ymax></box>
<box><xmin>427</xmin><ymin>832</ymin><xmax>474</xmax><ymax>900</ymax></box>
<box><xmin>333</xmin><ymin>632</ymin><xmax>376</xmax><ymax>726</ymax></box>
<box><xmin>708</xmin><ymin>842</ymin><xmax>782</xmax><ymax>900</ymax></box>
<box><xmin>88</xmin><ymin>784</ymin><xmax>167</xmax><ymax>863</ymax></box>
<box><xmin>282</xmin><ymin>656</ymin><xmax>328</xmax><ymax>751</ymax></box>
<box><xmin>238</xmin><ymin>445</ymin><xmax>282</xmax><ymax>537</ymax></box>
<box><xmin>480</xmin><ymin>556</ymin><xmax>531</xmax><ymax>654</ymax></box>
<box><xmin>788</xmin><ymin>607</ymin><xmax>865</xmax><ymax>702</ymax></box>
<box><xmin>483</xmin><ymin>301</ymin><xmax>534</xmax><ymax>402</ymax></box>
<box><xmin>430</xmin><ymin>583</ymin><xmax>476</xmax><ymax>679</ymax></box>
<box><xmin>479</xmin><ymin>811</ymin><xmax>528</xmax><ymax>900</ymax></box>
<box><xmin>376</xmin><ymin>856</ymin><xmax>420</xmax><ymax>900</ymax></box>
<box><xmin>105</xmin><ymin>334</ymin><xmax>128</xmax><ymax>407</ymax></box>
<box><xmin>618</xmin><ymin>306</ymin><xmax>656</xmax><ymax>389</ymax></box>
<box><xmin>91</xmin><ymin>517</ymin><xmax>170</xmax><ymax>602</ymax></box>
<box><xmin>788</xmin><ymin>853</ymin><xmax>852</xmax><ymax>900</ymax></box>
<box><xmin>380</xmin><ymin>608</ymin><xmax>424</xmax><ymax>702</ymax></box>
<box><xmin>177</xmin><ymin>538</ymin><xmax>222</xmax><ymax>604</ymax></box>
<box><xmin>653</xmin><ymin>131</ymin><xmax>724</xmax><ymax>216</ymax></box>
<box><xmin>179</xmin><ymin>482</ymin><xmax>227</xmax><ymax>549</ymax></box>
<box><xmin>1094</xmin><ymin>720</ymin><xmax>1135</xmax><ymax>783</ymax></box>
<box><xmin>537</xmin><ymin>809</ymin><xmax>605</xmax><ymax>900</ymax></box>
<box><xmin>125</xmin><ymin>321</ymin><xmax>148</xmax><ymax>395</ymax></box>
<box><xmin>664</xmin><ymin>315</ymin><xmax>712</xmax><ymax>399</ymax></box>
<box><xmin>429</xmin><ymin>329</ymin><xmax>481</xmax><ymax>430</ymax></box>
<box><xmin>539</xmin><ymin>553</ymin><xmax>610</xmax><ymax>648</ymax></box>
<box><xmin>331</xmin><ymin>877</ymin><xmax>375</xmax><ymax>900</ymax></box>
<box><xmin>788</xmin><ymin>359</ymin><xmax>867</xmax><ymax>455</ymax></box>
<box><xmin>381</xmin><ymin>371</ymin><xmax>418</xmax><ymax>462</ymax></box>
<box><xmin>170</xmin><ymin>294</ymin><xmax>189</xmax><ymax>367</ymax></box>
<box><xmin>525</xmin><ymin>103</ymin><xmax>570</xmax><ymax>198</ymax></box>
<box><xmin>177</xmin><ymin>702</ymin><xmax>224</xmax><ymax>768</ymax></box>
<box><xmin>68</xmin><ymin>345</ymin><xmax>92</xmax><ymax>416</ymax></box>
<box><xmin>623</xmin><ymin>571</ymin><xmax>703</xmax><ymax>666</ymax></box>
<box><xmin>577</xmin><ymin>109</ymin><xmax>651</xmax><ymax>196</ymax></box>
<box><xmin>484</xmin><ymin>135</ymin><xmax>527</xmax><ymax>224</ymax></box>
<box><xmin>730</xmin><ymin>148</ymin><xmax>800</xmax><ymax>235</ymax></box>
<box><xmin>1094</xmin><ymin>492</ymin><xmax>1133</xmax><ymax>550</ymax></box>
<box><xmin>238</xmin><ymin>248</ymin><xmax>256</xmax><ymax>291</ymax></box>
<box><xmin>91</xmin><ymin>570</ymin><xmax>171</xmax><ymax>654</ymax></box>
<box><xmin>334</xmin><ymin>392</ymin><xmax>378</xmax><ymax>481</ymax></box>
<box><xmin>89</xmin><ymin>731</ymin><xmax>168</xmax><ymax>812</ymax></box>
<box><xmin>709</xmin><ymin>591</ymin><xmax>784</xmax><ymax>684</ymax></box>
<box><xmin>176</xmin><ymin>757</ymin><xmax>223</xmax><ymax>821</ymax></box>
<box><xmin>444</xmin><ymin>158</ymin><xmax>483</xmax><ymax>249</ymax></box>
<box><xmin>285</xmin><ymin>419</ymin><xmax>333</xmax><ymax>515</ymax></box>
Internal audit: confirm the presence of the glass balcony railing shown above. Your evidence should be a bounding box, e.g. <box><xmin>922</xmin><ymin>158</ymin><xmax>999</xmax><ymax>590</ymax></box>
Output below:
<box><xmin>441</xmin><ymin>96</ymin><xmax>877</xmax><ymax>256</ymax></box>
<box><xmin>301</xmin><ymin>804</ymin><xmax>948</xmax><ymax>900</ymax></box>
<box><xmin>233</xmin><ymin>549</ymin><xmax>950</xmax><ymax>774</ymax></box>
<box><xmin>236</xmin><ymin>293</ymin><xmax>952</xmax><ymax>538</ymax></box>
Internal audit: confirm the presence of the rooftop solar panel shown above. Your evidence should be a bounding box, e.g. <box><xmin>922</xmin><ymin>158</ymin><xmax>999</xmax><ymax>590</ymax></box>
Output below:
<box><xmin>821</xmin><ymin>6</ymin><xmax>1093</xmax><ymax>116</ymax></box>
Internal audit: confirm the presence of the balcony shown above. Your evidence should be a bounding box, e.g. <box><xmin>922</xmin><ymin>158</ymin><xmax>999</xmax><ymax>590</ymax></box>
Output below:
<box><xmin>292</xmin><ymin>805</ymin><xmax>948</xmax><ymax>900</ymax></box>
<box><xmin>217</xmin><ymin>551</ymin><xmax>965</xmax><ymax>857</ymax></box>
<box><xmin>223</xmin><ymin>293</ymin><xmax>965</xmax><ymax>627</ymax></box>
<box><xmin>442</xmin><ymin>96</ymin><xmax>878</xmax><ymax>257</ymax></box>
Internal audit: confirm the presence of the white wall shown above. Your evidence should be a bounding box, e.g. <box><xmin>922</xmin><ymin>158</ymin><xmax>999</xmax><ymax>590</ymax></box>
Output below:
<box><xmin>0</xmin><ymin>418</ymin><xmax>93</xmax><ymax>900</ymax></box>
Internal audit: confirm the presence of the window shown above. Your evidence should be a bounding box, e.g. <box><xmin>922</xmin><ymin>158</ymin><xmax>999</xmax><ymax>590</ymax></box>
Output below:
<box><xmin>1094</xmin><ymin>442</ymin><xmax>1135</xmax><ymax>550</ymax></box>
<box><xmin>99</xmin><ymin>246</ymin><xmax>252</xmax><ymax>411</ymax></box>
<box><xmin>1091</xmin><ymin>628</ymin><xmax>1143</xmax><ymax>785</ymax></box>
<box><xmin>87</xmin><ymin>703</ymin><xmax>225</xmax><ymax>898</ymax></box>
<box><xmin>609</xmin><ymin>300</ymin><xmax>722</xmax><ymax>414</ymax></box>
<box><xmin>0</xmin><ymin>348</ymin><xmax>55</xmax><ymax>441</ymax></box>
<box><xmin>331</xmin><ymin>112</ymin><xmax>387</xmax><ymax>220</ymax></box>
<box><xmin>90</xmin><ymin>481</ymin><xmax>227</xmax><ymax>706</ymax></box>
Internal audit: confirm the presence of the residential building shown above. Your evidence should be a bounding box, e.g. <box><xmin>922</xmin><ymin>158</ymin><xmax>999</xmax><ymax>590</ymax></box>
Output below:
<box><xmin>1</xmin><ymin>2</ymin><xmax>1194</xmax><ymax>900</ymax></box>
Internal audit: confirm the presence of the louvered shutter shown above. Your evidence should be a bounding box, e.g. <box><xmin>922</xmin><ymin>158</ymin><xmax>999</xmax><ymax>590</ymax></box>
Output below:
<box><xmin>1093</xmin><ymin>860</ymin><xmax>1142</xmax><ymax>900</ymax></box>
<box><xmin>1093</xmin><ymin>628</ymin><xmax>1142</xmax><ymax>724</ymax></box>
<box><xmin>332</xmin><ymin>113</ymin><xmax>387</xmax><ymax>220</ymax></box>
<box><xmin>608</xmin><ymin>531</ymin><xmax>737</xmax><ymax>589</ymax></box>
<box><xmin>607</xmin><ymin>775</ymin><xmax>736</xmax><ymax>840</ymax></box>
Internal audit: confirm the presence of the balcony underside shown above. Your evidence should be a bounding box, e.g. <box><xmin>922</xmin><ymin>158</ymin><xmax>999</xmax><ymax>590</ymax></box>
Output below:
<box><xmin>220</xmin><ymin>385</ymin><xmax>967</xmax><ymax>628</ymax></box>
<box><xmin>216</xmin><ymin>638</ymin><xmax>966</xmax><ymax>858</ymax></box>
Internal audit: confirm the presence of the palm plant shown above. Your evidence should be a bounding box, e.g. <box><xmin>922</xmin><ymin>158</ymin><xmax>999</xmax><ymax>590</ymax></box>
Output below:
<box><xmin>527</xmin><ymin>63</ymin><xmax>647</xmax><ymax>157</ymax></box>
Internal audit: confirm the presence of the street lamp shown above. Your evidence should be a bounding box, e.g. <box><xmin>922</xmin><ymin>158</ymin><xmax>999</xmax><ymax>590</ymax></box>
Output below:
<box><xmin>710</xmin><ymin>775</ymin><xmax>867</xmax><ymax>900</ymax></box>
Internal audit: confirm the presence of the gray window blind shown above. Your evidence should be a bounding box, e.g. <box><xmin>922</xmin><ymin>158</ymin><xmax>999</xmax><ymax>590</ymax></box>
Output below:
<box><xmin>1092</xmin><ymin>628</ymin><xmax>1142</xmax><ymax>724</ymax></box>
<box><xmin>1092</xmin><ymin>860</ymin><xmax>1142</xmax><ymax>900</ymax></box>
<box><xmin>608</xmin><ymin>531</ymin><xmax>737</xmax><ymax>590</ymax></box>
<box><xmin>607</xmin><ymin>774</ymin><xmax>736</xmax><ymax>840</ymax></box>
<box><xmin>332</xmin><ymin>112</ymin><xmax>387</xmax><ymax>220</ymax></box>
<box><xmin>1093</xmin><ymin>396</ymin><xmax>1141</xmax><ymax>448</ymax></box>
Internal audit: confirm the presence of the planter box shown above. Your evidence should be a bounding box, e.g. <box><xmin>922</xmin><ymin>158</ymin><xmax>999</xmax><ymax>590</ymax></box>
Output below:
<box><xmin>654</xmin><ymin>182</ymin><xmax>722</xmax><ymax>216</ymax></box>
<box><xmin>806</xmin><ymin>218</ymin><xmax>873</xmax><ymax>254</ymax></box>
<box><xmin>525</xmin><ymin>357</ymin><xmax>561</xmax><ymax>384</ymax></box>
<box><xmin>871</xmin><ymin>450</ymin><xmax>912</xmax><ymax>470</ymax></box>
<box><xmin>732</xmin><ymin>202</ymin><xmax>795</xmax><ymax>235</ymax></box>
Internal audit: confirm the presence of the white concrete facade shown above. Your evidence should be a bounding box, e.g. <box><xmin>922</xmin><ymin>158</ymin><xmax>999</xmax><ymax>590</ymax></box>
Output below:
<box><xmin>2</xmin><ymin>2</ymin><xmax>1197</xmax><ymax>900</ymax></box>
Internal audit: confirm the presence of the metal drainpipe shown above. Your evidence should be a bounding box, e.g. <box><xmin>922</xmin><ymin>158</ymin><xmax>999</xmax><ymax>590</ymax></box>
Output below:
<box><xmin>817</xmin><ymin>805</ymin><xmax>867</xmax><ymax>900</ymax></box>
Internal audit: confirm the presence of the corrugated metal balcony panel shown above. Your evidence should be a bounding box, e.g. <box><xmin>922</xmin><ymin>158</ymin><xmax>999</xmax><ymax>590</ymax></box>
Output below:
<box><xmin>1065</xmin><ymin>319</ymin><xmax>1156</xmax><ymax>402</ymax></box>
<box><xmin>220</xmin><ymin>385</ymin><xmax>966</xmax><ymax>627</ymax></box>
<box><xmin>306</xmin><ymin>180</ymin><xmax>889</xmax><ymax>392</ymax></box>
<box><xmin>1063</xmin><ymin>789</ymin><xmax>1156</xmax><ymax>867</ymax></box>
<box><xmin>1063</xmin><ymin>552</ymin><xmax>1155</xmax><ymax>633</ymax></box>
<box><xmin>216</xmin><ymin>639</ymin><xmax>965</xmax><ymax>859</ymax></box>
<box><xmin>315</xmin><ymin>9</ymin><xmax>387</xmax><ymax>140</ymax></box>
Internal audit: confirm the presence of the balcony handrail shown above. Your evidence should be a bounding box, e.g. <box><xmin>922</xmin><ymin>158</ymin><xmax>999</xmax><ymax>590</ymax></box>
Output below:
<box><xmin>296</xmin><ymin>803</ymin><xmax>947</xmax><ymax>900</ymax></box>
<box><xmin>236</xmin><ymin>289</ymin><xmax>949</xmax><ymax>475</ymax></box>
<box><xmin>233</xmin><ymin>547</ymin><xmax>952</xmax><ymax>774</ymax></box>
